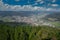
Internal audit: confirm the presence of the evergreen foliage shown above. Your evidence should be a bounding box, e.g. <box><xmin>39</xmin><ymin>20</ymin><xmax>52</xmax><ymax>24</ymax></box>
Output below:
<box><xmin>0</xmin><ymin>23</ymin><xmax>60</xmax><ymax>40</ymax></box>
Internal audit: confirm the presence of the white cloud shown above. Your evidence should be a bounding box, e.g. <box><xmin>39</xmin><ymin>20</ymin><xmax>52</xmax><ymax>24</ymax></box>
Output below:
<box><xmin>36</xmin><ymin>0</ymin><xmax>44</xmax><ymax>4</ymax></box>
<box><xmin>52</xmin><ymin>0</ymin><xmax>56</xmax><ymax>3</ymax></box>
<box><xmin>46</xmin><ymin>8</ymin><xmax>53</xmax><ymax>11</ymax></box>
<box><xmin>0</xmin><ymin>0</ymin><xmax>60</xmax><ymax>12</ymax></box>
<box><xmin>36</xmin><ymin>0</ymin><xmax>42</xmax><ymax>2</ymax></box>
<box><xmin>0</xmin><ymin>0</ymin><xmax>45</xmax><ymax>11</ymax></box>
<box><xmin>33</xmin><ymin>2</ymin><xmax>38</xmax><ymax>5</ymax></box>
<box><xmin>51</xmin><ymin>4</ymin><xmax>59</xmax><ymax>7</ymax></box>
<box><xmin>46</xmin><ymin>8</ymin><xmax>60</xmax><ymax>12</ymax></box>
<box><xmin>40</xmin><ymin>1</ymin><xmax>44</xmax><ymax>4</ymax></box>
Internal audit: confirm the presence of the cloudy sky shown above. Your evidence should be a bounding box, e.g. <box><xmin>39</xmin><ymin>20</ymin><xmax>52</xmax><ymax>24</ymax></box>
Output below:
<box><xmin>0</xmin><ymin>0</ymin><xmax>60</xmax><ymax>11</ymax></box>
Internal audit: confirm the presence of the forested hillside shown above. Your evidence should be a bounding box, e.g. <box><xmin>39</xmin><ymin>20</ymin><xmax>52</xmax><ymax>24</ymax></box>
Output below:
<box><xmin>0</xmin><ymin>23</ymin><xmax>60</xmax><ymax>40</ymax></box>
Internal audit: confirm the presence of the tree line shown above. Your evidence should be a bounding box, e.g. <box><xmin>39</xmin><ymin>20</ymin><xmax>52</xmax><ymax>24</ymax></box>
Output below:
<box><xmin>0</xmin><ymin>23</ymin><xmax>60</xmax><ymax>40</ymax></box>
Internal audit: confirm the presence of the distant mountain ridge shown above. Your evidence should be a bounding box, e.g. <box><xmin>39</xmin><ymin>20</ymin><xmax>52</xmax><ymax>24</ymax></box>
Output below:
<box><xmin>0</xmin><ymin>11</ymin><xmax>51</xmax><ymax>17</ymax></box>
<box><xmin>0</xmin><ymin>11</ymin><xmax>39</xmax><ymax>17</ymax></box>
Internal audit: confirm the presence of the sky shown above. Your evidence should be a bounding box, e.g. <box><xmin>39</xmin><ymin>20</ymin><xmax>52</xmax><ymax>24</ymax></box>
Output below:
<box><xmin>0</xmin><ymin>0</ymin><xmax>60</xmax><ymax>11</ymax></box>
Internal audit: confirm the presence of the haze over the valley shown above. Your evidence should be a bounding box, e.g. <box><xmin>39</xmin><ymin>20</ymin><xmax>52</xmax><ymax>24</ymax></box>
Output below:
<box><xmin>0</xmin><ymin>11</ymin><xmax>59</xmax><ymax>27</ymax></box>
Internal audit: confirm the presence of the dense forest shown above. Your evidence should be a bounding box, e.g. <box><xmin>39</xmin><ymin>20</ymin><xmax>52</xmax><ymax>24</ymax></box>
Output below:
<box><xmin>0</xmin><ymin>23</ymin><xmax>60</xmax><ymax>40</ymax></box>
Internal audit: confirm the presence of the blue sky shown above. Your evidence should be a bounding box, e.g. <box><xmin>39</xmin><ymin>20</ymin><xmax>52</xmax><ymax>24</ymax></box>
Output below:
<box><xmin>3</xmin><ymin>0</ymin><xmax>36</xmax><ymax>5</ymax></box>
<box><xmin>2</xmin><ymin>0</ymin><xmax>60</xmax><ymax>6</ymax></box>
<box><xmin>0</xmin><ymin>0</ymin><xmax>60</xmax><ymax>11</ymax></box>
